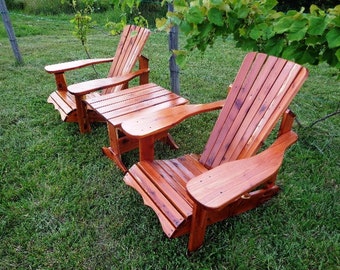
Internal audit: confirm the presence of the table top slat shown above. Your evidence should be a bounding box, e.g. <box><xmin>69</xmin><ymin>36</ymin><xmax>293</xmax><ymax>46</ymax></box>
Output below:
<box><xmin>85</xmin><ymin>83</ymin><xmax>188</xmax><ymax>127</ymax></box>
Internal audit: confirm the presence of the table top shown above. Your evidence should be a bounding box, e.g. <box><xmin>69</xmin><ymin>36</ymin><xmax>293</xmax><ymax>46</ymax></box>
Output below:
<box><xmin>85</xmin><ymin>83</ymin><xmax>188</xmax><ymax>127</ymax></box>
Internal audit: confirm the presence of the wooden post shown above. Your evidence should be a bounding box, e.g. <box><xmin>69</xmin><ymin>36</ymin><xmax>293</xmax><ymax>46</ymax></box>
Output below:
<box><xmin>0</xmin><ymin>0</ymin><xmax>23</xmax><ymax>64</ymax></box>
<box><xmin>188</xmin><ymin>204</ymin><xmax>208</xmax><ymax>252</ymax></box>
<box><xmin>168</xmin><ymin>3</ymin><xmax>180</xmax><ymax>94</ymax></box>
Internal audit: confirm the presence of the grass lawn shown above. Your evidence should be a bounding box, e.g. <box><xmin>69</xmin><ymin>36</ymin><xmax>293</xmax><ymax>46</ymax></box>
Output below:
<box><xmin>0</xmin><ymin>12</ymin><xmax>339</xmax><ymax>269</ymax></box>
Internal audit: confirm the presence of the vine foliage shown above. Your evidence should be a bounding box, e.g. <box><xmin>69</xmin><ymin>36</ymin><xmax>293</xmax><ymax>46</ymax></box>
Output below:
<box><xmin>156</xmin><ymin>0</ymin><xmax>339</xmax><ymax>69</ymax></box>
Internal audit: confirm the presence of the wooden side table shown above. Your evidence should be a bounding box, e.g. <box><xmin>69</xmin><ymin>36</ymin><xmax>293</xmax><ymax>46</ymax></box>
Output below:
<box><xmin>85</xmin><ymin>83</ymin><xmax>188</xmax><ymax>172</ymax></box>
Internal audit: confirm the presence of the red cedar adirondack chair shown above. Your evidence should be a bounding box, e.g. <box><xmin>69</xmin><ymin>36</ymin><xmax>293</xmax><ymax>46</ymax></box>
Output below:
<box><xmin>45</xmin><ymin>25</ymin><xmax>151</xmax><ymax>133</ymax></box>
<box><xmin>121</xmin><ymin>52</ymin><xmax>309</xmax><ymax>252</ymax></box>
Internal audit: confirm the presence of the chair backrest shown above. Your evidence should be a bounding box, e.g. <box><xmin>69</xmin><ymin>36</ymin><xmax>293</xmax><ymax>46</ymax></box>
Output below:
<box><xmin>200</xmin><ymin>52</ymin><xmax>308</xmax><ymax>169</ymax></box>
<box><xmin>103</xmin><ymin>25</ymin><xmax>151</xmax><ymax>94</ymax></box>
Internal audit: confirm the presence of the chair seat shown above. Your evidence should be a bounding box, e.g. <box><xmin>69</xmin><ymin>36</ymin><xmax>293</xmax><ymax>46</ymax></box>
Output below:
<box><xmin>48</xmin><ymin>90</ymin><xmax>101</xmax><ymax>122</ymax></box>
<box><xmin>124</xmin><ymin>154</ymin><xmax>207</xmax><ymax>238</ymax></box>
<box><xmin>86</xmin><ymin>83</ymin><xmax>188</xmax><ymax>128</ymax></box>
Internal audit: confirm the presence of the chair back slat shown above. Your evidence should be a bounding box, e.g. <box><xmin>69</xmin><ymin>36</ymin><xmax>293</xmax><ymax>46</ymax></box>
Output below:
<box><xmin>103</xmin><ymin>25</ymin><xmax>150</xmax><ymax>94</ymax></box>
<box><xmin>200</xmin><ymin>52</ymin><xmax>308</xmax><ymax>169</ymax></box>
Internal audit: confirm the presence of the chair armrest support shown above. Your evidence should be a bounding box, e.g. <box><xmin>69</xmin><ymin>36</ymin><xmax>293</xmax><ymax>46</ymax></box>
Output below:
<box><xmin>121</xmin><ymin>100</ymin><xmax>225</xmax><ymax>139</ymax></box>
<box><xmin>187</xmin><ymin>131</ymin><xmax>298</xmax><ymax>210</ymax></box>
<box><xmin>44</xmin><ymin>57</ymin><xmax>114</xmax><ymax>73</ymax></box>
<box><xmin>68</xmin><ymin>68</ymin><xmax>149</xmax><ymax>96</ymax></box>
<box><xmin>278</xmin><ymin>109</ymin><xmax>296</xmax><ymax>137</ymax></box>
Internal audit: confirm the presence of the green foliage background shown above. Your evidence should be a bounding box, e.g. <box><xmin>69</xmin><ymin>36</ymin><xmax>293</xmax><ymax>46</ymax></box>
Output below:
<box><xmin>157</xmin><ymin>0</ymin><xmax>340</xmax><ymax>69</ymax></box>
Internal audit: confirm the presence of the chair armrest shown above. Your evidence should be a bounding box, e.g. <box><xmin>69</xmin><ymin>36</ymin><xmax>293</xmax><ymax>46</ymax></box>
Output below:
<box><xmin>68</xmin><ymin>68</ymin><xmax>149</xmax><ymax>96</ymax></box>
<box><xmin>121</xmin><ymin>100</ymin><xmax>225</xmax><ymax>139</ymax></box>
<box><xmin>44</xmin><ymin>57</ymin><xmax>114</xmax><ymax>73</ymax></box>
<box><xmin>186</xmin><ymin>131</ymin><xmax>298</xmax><ymax>210</ymax></box>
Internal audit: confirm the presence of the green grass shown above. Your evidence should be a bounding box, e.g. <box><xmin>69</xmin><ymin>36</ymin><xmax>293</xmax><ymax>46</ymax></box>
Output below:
<box><xmin>1</xmin><ymin>12</ymin><xmax>339</xmax><ymax>269</ymax></box>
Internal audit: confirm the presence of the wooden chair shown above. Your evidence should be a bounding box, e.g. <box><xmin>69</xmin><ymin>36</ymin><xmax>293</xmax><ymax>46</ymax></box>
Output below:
<box><xmin>45</xmin><ymin>25</ymin><xmax>151</xmax><ymax>133</ymax></box>
<box><xmin>121</xmin><ymin>52</ymin><xmax>309</xmax><ymax>252</ymax></box>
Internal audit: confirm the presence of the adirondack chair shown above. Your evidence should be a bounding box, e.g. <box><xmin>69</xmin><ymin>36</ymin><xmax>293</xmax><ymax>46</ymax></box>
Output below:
<box><xmin>45</xmin><ymin>25</ymin><xmax>151</xmax><ymax>133</ymax></box>
<box><xmin>121</xmin><ymin>52</ymin><xmax>309</xmax><ymax>252</ymax></box>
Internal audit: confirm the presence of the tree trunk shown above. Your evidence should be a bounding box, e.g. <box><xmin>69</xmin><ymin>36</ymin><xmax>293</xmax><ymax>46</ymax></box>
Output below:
<box><xmin>0</xmin><ymin>0</ymin><xmax>23</xmax><ymax>64</ymax></box>
<box><xmin>168</xmin><ymin>3</ymin><xmax>180</xmax><ymax>94</ymax></box>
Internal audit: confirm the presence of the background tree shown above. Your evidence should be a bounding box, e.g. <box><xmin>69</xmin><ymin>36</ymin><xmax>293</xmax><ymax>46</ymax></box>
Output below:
<box><xmin>1</xmin><ymin>0</ymin><xmax>23</xmax><ymax>64</ymax></box>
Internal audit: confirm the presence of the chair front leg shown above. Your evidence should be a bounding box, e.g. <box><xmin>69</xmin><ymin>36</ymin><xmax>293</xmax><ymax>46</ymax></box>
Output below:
<box><xmin>75</xmin><ymin>95</ymin><xmax>91</xmax><ymax>133</ymax></box>
<box><xmin>188</xmin><ymin>204</ymin><xmax>208</xmax><ymax>253</ymax></box>
<box><xmin>54</xmin><ymin>72</ymin><xmax>68</xmax><ymax>91</ymax></box>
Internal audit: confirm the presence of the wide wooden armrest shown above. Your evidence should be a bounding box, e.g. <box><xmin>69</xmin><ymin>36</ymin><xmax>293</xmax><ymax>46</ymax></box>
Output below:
<box><xmin>68</xmin><ymin>68</ymin><xmax>149</xmax><ymax>96</ymax></box>
<box><xmin>44</xmin><ymin>57</ymin><xmax>114</xmax><ymax>73</ymax></box>
<box><xmin>187</xmin><ymin>131</ymin><xmax>298</xmax><ymax>210</ymax></box>
<box><xmin>121</xmin><ymin>100</ymin><xmax>225</xmax><ymax>139</ymax></box>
